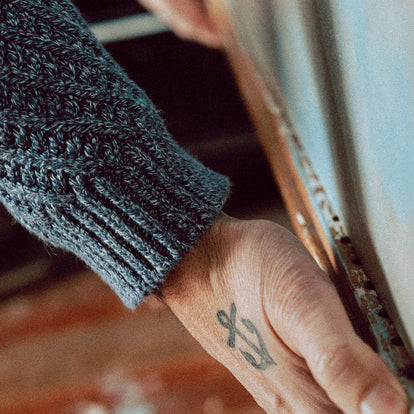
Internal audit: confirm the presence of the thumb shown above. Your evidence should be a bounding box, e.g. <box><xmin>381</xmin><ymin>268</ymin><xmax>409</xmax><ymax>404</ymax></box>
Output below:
<box><xmin>265</xmin><ymin>256</ymin><xmax>408</xmax><ymax>414</ymax></box>
<box><xmin>306</xmin><ymin>334</ymin><xmax>407</xmax><ymax>414</ymax></box>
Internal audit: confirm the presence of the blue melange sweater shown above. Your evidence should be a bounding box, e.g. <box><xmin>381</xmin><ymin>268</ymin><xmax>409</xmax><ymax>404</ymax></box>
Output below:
<box><xmin>0</xmin><ymin>0</ymin><xmax>230</xmax><ymax>308</ymax></box>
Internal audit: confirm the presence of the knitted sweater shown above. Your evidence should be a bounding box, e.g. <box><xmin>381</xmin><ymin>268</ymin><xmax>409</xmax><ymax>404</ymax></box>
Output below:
<box><xmin>0</xmin><ymin>0</ymin><xmax>230</xmax><ymax>308</ymax></box>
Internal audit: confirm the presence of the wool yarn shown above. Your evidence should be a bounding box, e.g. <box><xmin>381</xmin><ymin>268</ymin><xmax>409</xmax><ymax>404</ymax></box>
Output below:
<box><xmin>0</xmin><ymin>0</ymin><xmax>230</xmax><ymax>307</ymax></box>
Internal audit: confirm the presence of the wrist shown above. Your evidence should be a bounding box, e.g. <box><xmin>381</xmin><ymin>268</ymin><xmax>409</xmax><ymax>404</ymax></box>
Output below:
<box><xmin>158</xmin><ymin>212</ymin><xmax>232</xmax><ymax>302</ymax></box>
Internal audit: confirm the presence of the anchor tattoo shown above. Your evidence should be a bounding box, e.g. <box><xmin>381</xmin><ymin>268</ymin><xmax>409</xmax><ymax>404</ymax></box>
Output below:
<box><xmin>217</xmin><ymin>302</ymin><xmax>276</xmax><ymax>371</ymax></box>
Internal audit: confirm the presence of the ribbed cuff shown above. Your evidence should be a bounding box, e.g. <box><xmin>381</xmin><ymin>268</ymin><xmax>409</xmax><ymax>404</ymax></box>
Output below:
<box><xmin>63</xmin><ymin>154</ymin><xmax>231</xmax><ymax>308</ymax></box>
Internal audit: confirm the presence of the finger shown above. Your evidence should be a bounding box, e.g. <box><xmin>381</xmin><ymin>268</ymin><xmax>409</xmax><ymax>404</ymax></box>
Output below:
<box><xmin>137</xmin><ymin>0</ymin><xmax>223</xmax><ymax>47</ymax></box>
<box><xmin>265</xmin><ymin>251</ymin><xmax>408</xmax><ymax>414</ymax></box>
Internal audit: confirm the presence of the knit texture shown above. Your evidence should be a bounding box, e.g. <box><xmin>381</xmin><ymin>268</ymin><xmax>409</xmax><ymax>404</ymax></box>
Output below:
<box><xmin>0</xmin><ymin>0</ymin><xmax>230</xmax><ymax>308</ymax></box>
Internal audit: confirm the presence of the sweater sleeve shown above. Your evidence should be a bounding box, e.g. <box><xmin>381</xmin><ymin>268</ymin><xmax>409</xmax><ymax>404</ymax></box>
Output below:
<box><xmin>0</xmin><ymin>0</ymin><xmax>230</xmax><ymax>308</ymax></box>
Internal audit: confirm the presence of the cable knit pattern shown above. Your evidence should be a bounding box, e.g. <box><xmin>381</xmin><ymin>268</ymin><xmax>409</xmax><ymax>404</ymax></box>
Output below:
<box><xmin>0</xmin><ymin>0</ymin><xmax>230</xmax><ymax>307</ymax></box>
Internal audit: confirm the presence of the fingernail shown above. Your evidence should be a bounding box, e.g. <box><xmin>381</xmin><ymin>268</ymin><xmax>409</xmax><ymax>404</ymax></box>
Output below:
<box><xmin>361</xmin><ymin>383</ymin><xmax>407</xmax><ymax>414</ymax></box>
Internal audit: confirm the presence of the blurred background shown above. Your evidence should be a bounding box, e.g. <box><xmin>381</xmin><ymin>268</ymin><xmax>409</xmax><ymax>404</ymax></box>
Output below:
<box><xmin>0</xmin><ymin>1</ymin><xmax>290</xmax><ymax>412</ymax></box>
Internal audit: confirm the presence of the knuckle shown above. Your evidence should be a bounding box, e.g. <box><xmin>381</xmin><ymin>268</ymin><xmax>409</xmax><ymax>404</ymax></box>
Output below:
<box><xmin>260</xmin><ymin>394</ymin><xmax>290</xmax><ymax>413</ymax></box>
<box><xmin>271</xmin><ymin>269</ymin><xmax>326</xmax><ymax>324</ymax></box>
<box><xmin>313</xmin><ymin>342</ymin><xmax>356</xmax><ymax>387</ymax></box>
<box><xmin>173</xmin><ymin>21</ymin><xmax>196</xmax><ymax>40</ymax></box>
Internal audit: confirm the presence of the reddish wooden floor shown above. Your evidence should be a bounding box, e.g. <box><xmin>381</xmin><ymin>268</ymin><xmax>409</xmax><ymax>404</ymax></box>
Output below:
<box><xmin>0</xmin><ymin>269</ymin><xmax>266</xmax><ymax>414</ymax></box>
<box><xmin>0</xmin><ymin>203</ymin><xmax>291</xmax><ymax>414</ymax></box>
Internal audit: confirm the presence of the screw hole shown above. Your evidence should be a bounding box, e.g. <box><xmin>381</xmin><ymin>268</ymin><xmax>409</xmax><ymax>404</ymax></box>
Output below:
<box><xmin>364</xmin><ymin>281</ymin><xmax>375</xmax><ymax>291</ymax></box>
<box><xmin>351</xmin><ymin>256</ymin><xmax>362</xmax><ymax>266</ymax></box>
<box><xmin>378</xmin><ymin>308</ymin><xmax>389</xmax><ymax>318</ymax></box>
<box><xmin>391</xmin><ymin>337</ymin><xmax>403</xmax><ymax>346</ymax></box>
<box><xmin>340</xmin><ymin>236</ymin><xmax>351</xmax><ymax>244</ymax></box>
<box><xmin>401</xmin><ymin>364</ymin><xmax>414</xmax><ymax>380</ymax></box>
<box><xmin>332</xmin><ymin>216</ymin><xmax>339</xmax><ymax>222</ymax></box>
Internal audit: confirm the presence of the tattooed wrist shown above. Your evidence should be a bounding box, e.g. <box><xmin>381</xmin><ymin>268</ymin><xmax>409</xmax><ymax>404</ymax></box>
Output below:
<box><xmin>217</xmin><ymin>303</ymin><xmax>276</xmax><ymax>371</ymax></box>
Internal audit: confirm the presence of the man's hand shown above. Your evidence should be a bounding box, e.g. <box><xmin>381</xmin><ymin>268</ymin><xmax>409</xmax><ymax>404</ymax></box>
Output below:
<box><xmin>136</xmin><ymin>0</ymin><xmax>222</xmax><ymax>48</ymax></box>
<box><xmin>160</xmin><ymin>214</ymin><xmax>407</xmax><ymax>413</ymax></box>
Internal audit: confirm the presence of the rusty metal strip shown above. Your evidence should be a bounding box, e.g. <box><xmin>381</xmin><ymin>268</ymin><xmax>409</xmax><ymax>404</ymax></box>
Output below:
<box><xmin>292</xmin><ymin>135</ymin><xmax>414</xmax><ymax>400</ymax></box>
